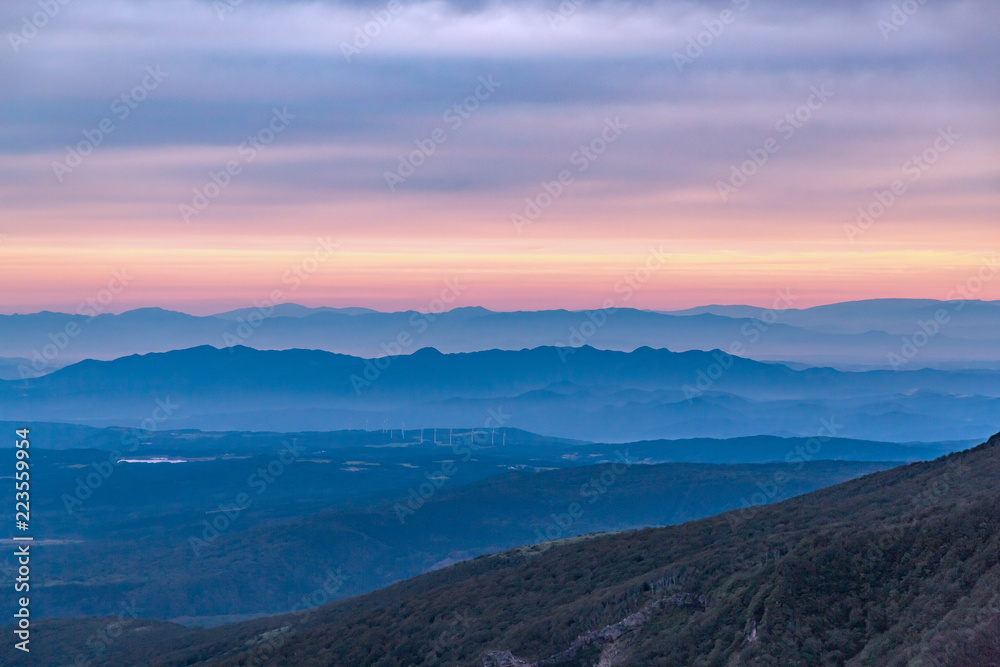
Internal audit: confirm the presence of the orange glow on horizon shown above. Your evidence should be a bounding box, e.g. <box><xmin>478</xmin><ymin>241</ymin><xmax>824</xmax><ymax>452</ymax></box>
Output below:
<box><xmin>2</xmin><ymin>235</ymin><xmax>996</xmax><ymax>314</ymax></box>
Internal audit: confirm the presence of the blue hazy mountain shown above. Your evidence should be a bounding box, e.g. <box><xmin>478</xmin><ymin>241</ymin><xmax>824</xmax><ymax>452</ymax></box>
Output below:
<box><xmin>2</xmin><ymin>299</ymin><xmax>1000</xmax><ymax>372</ymax></box>
<box><xmin>665</xmin><ymin>298</ymin><xmax>1000</xmax><ymax>337</ymax></box>
<box><xmin>2</xmin><ymin>345</ymin><xmax>997</xmax><ymax>442</ymax></box>
<box><xmin>0</xmin><ymin>355</ymin><xmax>70</xmax><ymax>380</ymax></box>
<box><xmin>0</xmin><ymin>421</ymin><xmax>969</xmax><ymax>462</ymax></box>
<box><xmin>211</xmin><ymin>304</ymin><xmax>380</xmax><ymax>319</ymax></box>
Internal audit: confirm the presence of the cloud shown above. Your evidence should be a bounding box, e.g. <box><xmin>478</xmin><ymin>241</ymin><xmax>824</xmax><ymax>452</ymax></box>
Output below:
<box><xmin>0</xmin><ymin>0</ymin><xmax>997</xmax><ymax>312</ymax></box>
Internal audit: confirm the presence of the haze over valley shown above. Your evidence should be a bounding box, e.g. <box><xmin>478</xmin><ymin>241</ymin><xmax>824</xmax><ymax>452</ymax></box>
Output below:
<box><xmin>2</xmin><ymin>0</ymin><xmax>998</xmax><ymax>663</ymax></box>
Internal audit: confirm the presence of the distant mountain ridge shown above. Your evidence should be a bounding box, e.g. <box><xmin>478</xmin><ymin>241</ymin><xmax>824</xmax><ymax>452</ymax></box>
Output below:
<box><xmin>211</xmin><ymin>304</ymin><xmax>380</xmax><ymax>319</ymax></box>
<box><xmin>1</xmin><ymin>345</ymin><xmax>997</xmax><ymax>442</ymax></box>
<box><xmin>3</xmin><ymin>299</ymin><xmax>1000</xmax><ymax>371</ymax></box>
<box><xmin>0</xmin><ymin>420</ymin><xmax>970</xmax><ymax>462</ymax></box>
<box><xmin>664</xmin><ymin>298</ymin><xmax>1000</xmax><ymax>338</ymax></box>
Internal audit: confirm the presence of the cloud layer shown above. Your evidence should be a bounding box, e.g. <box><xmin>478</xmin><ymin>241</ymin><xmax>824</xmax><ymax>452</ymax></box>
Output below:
<box><xmin>1</xmin><ymin>0</ymin><xmax>998</xmax><ymax>312</ymax></box>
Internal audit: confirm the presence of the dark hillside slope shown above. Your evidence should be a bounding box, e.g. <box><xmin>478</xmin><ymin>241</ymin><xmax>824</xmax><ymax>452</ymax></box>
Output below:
<box><xmin>6</xmin><ymin>433</ymin><xmax>1000</xmax><ymax>666</ymax></box>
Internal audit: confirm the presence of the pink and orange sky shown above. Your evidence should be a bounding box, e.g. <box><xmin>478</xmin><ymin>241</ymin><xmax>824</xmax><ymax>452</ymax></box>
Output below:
<box><xmin>1</xmin><ymin>0</ymin><xmax>997</xmax><ymax>314</ymax></box>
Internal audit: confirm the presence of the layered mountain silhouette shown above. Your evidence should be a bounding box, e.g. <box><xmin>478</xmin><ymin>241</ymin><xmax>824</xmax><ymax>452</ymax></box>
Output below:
<box><xmin>3</xmin><ymin>299</ymin><xmax>1000</xmax><ymax>373</ymax></box>
<box><xmin>1</xmin><ymin>345</ymin><xmax>997</xmax><ymax>441</ymax></box>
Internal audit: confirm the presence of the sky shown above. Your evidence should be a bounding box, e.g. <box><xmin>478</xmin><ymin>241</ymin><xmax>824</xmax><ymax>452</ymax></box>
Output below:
<box><xmin>0</xmin><ymin>0</ymin><xmax>997</xmax><ymax>314</ymax></box>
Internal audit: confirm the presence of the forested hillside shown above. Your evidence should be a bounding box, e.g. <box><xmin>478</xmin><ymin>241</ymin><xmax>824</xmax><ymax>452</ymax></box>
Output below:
<box><xmin>6</xmin><ymin>432</ymin><xmax>999</xmax><ymax>666</ymax></box>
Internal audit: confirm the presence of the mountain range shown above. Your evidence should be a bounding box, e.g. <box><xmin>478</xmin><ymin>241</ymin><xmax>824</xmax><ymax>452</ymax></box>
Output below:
<box><xmin>1</xmin><ymin>344</ymin><xmax>997</xmax><ymax>442</ymax></box>
<box><xmin>2</xmin><ymin>299</ymin><xmax>1000</xmax><ymax>377</ymax></box>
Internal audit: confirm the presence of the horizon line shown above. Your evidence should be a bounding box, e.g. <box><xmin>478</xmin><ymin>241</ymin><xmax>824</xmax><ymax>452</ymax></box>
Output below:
<box><xmin>4</xmin><ymin>296</ymin><xmax>998</xmax><ymax>319</ymax></box>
